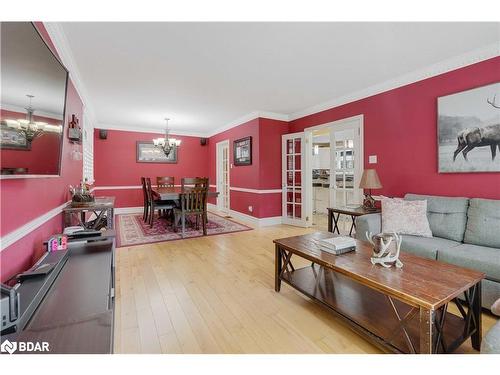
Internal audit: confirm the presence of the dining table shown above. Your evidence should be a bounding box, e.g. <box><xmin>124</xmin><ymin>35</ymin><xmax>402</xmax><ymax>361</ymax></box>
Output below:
<box><xmin>152</xmin><ymin>186</ymin><xmax>219</xmax><ymax>200</ymax></box>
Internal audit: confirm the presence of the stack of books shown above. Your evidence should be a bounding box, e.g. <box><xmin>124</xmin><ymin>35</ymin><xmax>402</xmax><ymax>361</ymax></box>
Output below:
<box><xmin>316</xmin><ymin>236</ymin><xmax>356</xmax><ymax>255</ymax></box>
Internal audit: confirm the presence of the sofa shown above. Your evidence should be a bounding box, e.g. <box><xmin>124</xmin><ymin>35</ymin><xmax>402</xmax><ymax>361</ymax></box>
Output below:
<box><xmin>355</xmin><ymin>193</ymin><xmax>500</xmax><ymax>309</ymax></box>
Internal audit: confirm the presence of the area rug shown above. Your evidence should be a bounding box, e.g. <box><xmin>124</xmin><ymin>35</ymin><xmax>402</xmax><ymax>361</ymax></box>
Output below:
<box><xmin>116</xmin><ymin>212</ymin><xmax>252</xmax><ymax>247</ymax></box>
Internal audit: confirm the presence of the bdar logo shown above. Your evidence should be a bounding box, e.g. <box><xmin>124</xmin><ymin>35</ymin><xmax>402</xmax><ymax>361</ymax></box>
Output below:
<box><xmin>1</xmin><ymin>339</ymin><xmax>17</xmax><ymax>354</ymax></box>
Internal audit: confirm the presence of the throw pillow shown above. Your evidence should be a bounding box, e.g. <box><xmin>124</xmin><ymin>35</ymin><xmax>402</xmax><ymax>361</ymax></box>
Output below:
<box><xmin>381</xmin><ymin>197</ymin><xmax>433</xmax><ymax>237</ymax></box>
<box><xmin>492</xmin><ymin>298</ymin><xmax>500</xmax><ymax>316</ymax></box>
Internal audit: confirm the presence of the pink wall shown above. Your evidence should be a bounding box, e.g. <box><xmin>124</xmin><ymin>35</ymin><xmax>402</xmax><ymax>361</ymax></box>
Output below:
<box><xmin>0</xmin><ymin>23</ymin><xmax>84</xmax><ymax>282</ymax></box>
<box><xmin>93</xmin><ymin>129</ymin><xmax>209</xmax><ymax>207</ymax></box>
<box><xmin>290</xmin><ymin>56</ymin><xmax>500</xmax><ymax>199</ymax></box>
<box><xmin>208</xmin><ymin>117</ymin><xmax>289</xmax><ymax>218</ymax></box>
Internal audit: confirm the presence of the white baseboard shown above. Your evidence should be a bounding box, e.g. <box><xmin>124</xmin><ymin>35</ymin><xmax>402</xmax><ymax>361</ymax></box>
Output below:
<box><xmin>207</xmin><ymin>203</ymin><xmax>282</xmax><ymax>227</ymax></box>
<box><xmin>114</xmin><ymin>206</ymin><xmax>143</xmax><ymax>214</ymax></box>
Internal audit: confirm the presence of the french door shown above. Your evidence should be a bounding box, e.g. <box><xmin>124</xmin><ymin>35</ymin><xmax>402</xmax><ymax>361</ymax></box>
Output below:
<box><xmin>282</xmin><ymin>133</ymin><xmax>307</xmax><ymax>226</ymax></box>
<box><xmin>216</xmin><ymin>140</ymin><xmax>230</xmax><ymax>213</ymax></box>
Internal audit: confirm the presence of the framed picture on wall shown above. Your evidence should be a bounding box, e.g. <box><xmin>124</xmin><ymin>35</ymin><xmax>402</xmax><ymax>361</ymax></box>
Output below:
<box><xmin>437</xmin><ymin>82</ymin><xmax>500</xmax><ymax>173</ymax></box>
<box><xmin>233</xmin><ymin>136</ymin><xmax>252</xmax><ymax>166</ymax></box>
<box><xmin>0</xmin><ymin>126</ymin><xmax>31</xmax><ymax>150</ymax></box>
<box><xmin>136</xmin><ymin>141</ymin><xmax>178</xmax><ymax>163</ymax></box>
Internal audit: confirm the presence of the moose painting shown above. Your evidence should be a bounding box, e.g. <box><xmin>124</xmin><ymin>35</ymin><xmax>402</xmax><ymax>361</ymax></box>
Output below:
<box><xmin>438</xmin><ymin>82</ymin><xmax>500</xmax><ymax>173</ymax></box>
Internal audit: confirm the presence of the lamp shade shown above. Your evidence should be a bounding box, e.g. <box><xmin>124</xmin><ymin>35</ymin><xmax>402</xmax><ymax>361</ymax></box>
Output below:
<box><xmin>359</xmin><ymin>169</ymin><xmax>382</xmax><ymax>189</ymax></box>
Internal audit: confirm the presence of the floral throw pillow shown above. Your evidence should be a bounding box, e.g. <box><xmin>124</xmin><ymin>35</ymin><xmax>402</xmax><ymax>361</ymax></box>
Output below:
<box><xmin>381</xmin><ymin>197</ymin><xmax>433</xmax><ymax>237</ymax></box>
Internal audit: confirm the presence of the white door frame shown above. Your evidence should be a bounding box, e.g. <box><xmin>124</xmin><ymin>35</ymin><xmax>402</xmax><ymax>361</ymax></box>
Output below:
<box><xmin>216</xmin><ymin>139</ymin><xmax>230</xmax><ymax>213</ymax></box>
<box><xmin>304</xmin><ymin>114</ymin><xmax>364</xmax><ymax>226</ymax></box>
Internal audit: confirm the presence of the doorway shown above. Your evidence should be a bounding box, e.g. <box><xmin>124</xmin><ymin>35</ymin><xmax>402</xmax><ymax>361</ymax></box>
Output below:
<box><xmin>305</xmin><ymin>115</ymin><xmax>364</xmax><ymax>230</ymax></box>
<box><xmin>216</xmin><ymin>140</ymin><xmax>230</xmax><ymax>214</ymax></box>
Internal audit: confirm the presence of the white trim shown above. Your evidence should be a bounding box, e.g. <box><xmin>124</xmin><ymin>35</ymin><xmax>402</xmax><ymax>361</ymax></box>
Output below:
<box><xmin>207</xmin><ymin>203</ymin><xmax>281</xmax><ymax>227</ymax></box>
<box><xmin>114</xmin><ymin>206</ymin><xmax>143</xmax><ymax>214</ymax></box>
<box><xmin>92</xmin><ymin>185</ymin><xmax>281</xmax><ymax>194</ymax></box>
<box><xmin>43</xmin><ymin>22</ymin><xmax>98</xmax><ymax>127</ymax></box>
<box><xmin>97</xmin><ymin>123</ymin><xmax>207</xmax><ymax>138</ymax></box>
<box><xmin>0</xmin><ymin>201</ymin><xmax>70</xmax><ymax>251</ymax></box>
<box><xmin>0</xmin><ymin>103</ymin><xmax>63</xmax><ymax>121</ymax></box>
<box><xmin>206</xmin><ymin>111</ymin><xmax>289</xmax><ymax>138</ymax></box>
<box><xmin>289</xmin><ymin>42</ymin><xmax>500</xmax><ymax>121</ymax></box>
<box><xmin>0</xmin><ymin>174</ymin><xmax>61</xmax><ymax>180</ymax></box>
<box><xmin>230</xmin><ymin>187</ymin><xmax>282</xmax><ymax>194</ymax></box>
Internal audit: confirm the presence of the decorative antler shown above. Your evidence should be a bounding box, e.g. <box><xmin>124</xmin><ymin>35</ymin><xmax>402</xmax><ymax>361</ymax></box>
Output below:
<box><xmin>487</xmin><ymin>94</ymin><xmax>500</xmax><ymax>109</ymax></box>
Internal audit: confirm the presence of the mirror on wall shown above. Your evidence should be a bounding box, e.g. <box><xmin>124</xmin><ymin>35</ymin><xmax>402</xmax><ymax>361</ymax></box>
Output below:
<box><xmin>0</xmin><ymin>22</ymin><xmax>68</xmax><ymax>178</ymax></box>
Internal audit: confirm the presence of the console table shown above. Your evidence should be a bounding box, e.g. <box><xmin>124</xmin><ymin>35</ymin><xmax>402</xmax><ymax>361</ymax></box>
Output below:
<box><xmin>2</xmin><ymin>235</ymin><xmax>115</xmax><ymax>354</ymax></box>
<box><xmin>63</xmin><ymin>196</ymin><xmax>115</xmax><ymax>230</ymax></box>
<box><xmin>274</xmin><ymin>232</ymin><xmax>484</xmax><ymax>354</ymax></box>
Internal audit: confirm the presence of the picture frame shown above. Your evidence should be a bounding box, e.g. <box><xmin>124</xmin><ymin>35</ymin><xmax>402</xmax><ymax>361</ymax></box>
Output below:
<box><xmin>0</xmin><ymin>126</ymin><xmax>31</xmax><ymax>150</ymax></box>
<box><xmin>233</xmin><ymin>136</ymin><xmax>252</xmax><ymax>166</ymax></box>
<box><xmin>136</xmin><ymin>141</ymin><xmax>178</xmax><ymax>163</ymax></box>
<box><xmin>437</xmin><ymin>82</ymin><xmax>500</xmax><ymax>173</ymax></box>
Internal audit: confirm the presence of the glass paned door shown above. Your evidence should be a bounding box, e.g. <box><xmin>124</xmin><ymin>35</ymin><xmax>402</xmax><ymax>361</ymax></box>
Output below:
<box><xmin>216</xmin><ymin>140</ymin><xmax>230</xmax><ymax>213</ymax></box>
<box><xmin>330</xmin><ymin>125</ymin><xmax>363</xmax><ymax>207</ymax></box>
<box><xmin>282</xmin><ymin>133</ymin><xmax>306</xmax><ymax>226</ymax></box>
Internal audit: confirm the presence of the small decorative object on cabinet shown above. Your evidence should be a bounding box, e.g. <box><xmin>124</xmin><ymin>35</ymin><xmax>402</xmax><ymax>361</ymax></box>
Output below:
<box><xmin>233</xmin><ymin>136</ymin><xmax>252</xmax><ymax>166</ymax></box>
<box><xmin>359</xmin><ymin>169</ymin><xmax>382</xmax><ymax>211</ymax></box>
<box><xmin>366</xmin><ymin>232</ymin><xmax>403</xmax><ymax>268</ymax></box>
<box><xmin>67</xmin><ymin>114</ymin><xmax>82</xmax><ymax>143</ymax></box>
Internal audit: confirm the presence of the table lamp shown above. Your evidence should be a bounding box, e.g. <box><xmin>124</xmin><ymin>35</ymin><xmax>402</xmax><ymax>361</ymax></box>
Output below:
<box><xmin>359</xmin><ymin>169</ymin><xmax>382</xmax><ymax>211</ymax></box>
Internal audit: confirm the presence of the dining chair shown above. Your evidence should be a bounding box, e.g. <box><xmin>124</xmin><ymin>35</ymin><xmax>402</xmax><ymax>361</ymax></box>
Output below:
<box><xmin>145</xmin><ymin>177</ymin><xmax>176</xmax><ymax>228</ymax></box>
<box><xmin>157</xmin><ymin>176</ymin><xmax>175</xmax><ymax>187</ymax></box>
<box><xmin>181</xmin><ymin>177</ymin><xmax>209</xmax><ymax>190</ymax></box>
<box><xmin>173</xmin><ymin>187</ymin><xmax>208</xmax><ymax>238</ymax></box>
<box><xmin>141</xmin><ymin>177</ymin><xmax>149</xmax><ymax>221</ymax></box>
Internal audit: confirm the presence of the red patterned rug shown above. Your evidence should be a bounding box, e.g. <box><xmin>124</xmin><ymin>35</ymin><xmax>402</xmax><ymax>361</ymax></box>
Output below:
<box><xmin>116</xmin><ymin>212</ymin><xmax>252</xmax><ymax>247</ymax></box>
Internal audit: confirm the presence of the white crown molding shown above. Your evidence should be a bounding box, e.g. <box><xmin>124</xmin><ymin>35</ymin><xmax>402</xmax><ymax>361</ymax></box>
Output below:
<box><xmin>97</xmin><ymin>123</ymin><xmax>207</xmax><ymax>138</ymax></box>
<box><xmin>289</xmin><ymin>42</ymin><xmax>500</xmax><ymax>121</ymax></box>
<box><xmin>0</xmin><ymin>201</ymin><xmax>70</xmax><ymax>251</ymax></box>
<box><xmin>43</xmin><ymin>22</ymin><xmax>98</xmax><ymax>126</ymax></box>
<box><xmin>0</xmin><ymin>103</ymin><xmax>63</xmax><ymax>121</ymax></box>
<box><xmin>206</xmin><ymin>111</ymin><xmax>289</xmax><ymax>138</ymax></box>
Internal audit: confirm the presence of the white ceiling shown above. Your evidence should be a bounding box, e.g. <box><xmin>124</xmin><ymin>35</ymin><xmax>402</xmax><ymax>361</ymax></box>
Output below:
<box><xmin>58</xmin><ymin>22</ymin><xmax>500</xmax><ymax>136</ymax></box>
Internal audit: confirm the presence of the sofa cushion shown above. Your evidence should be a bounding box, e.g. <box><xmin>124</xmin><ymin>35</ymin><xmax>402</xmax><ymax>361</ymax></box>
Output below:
<box><xmin>400</xmin><ymin>235</ymin><xmax>461</xmax><ymax>260</ymax></box>
<box><xmin>464</xmin><ymin>198</ymin><xmax>500</xmax><ymax>248</ymax></box>
<box><xmin>381</xmin><ymin>197</ymin><xmax>432</xmax><ymax>237</ymax></box>
<box><xmin>437</xmin><ymin>243</ymin><xmax>500</xmax><ymax>281</ymax></box>
<box><xmin>404</xmin><ymin>193</ymin><xmax>469</xmax><ymax>242</ymax></box>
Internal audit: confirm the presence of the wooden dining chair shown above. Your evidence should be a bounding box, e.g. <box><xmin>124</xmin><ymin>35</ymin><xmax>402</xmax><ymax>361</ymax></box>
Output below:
<box><xmin>173</xmin><ymin>188</ymin><xmax>208</xmax><ymax>238</ymax></box>
<box><xmin>141</xmin><ymin>177</ymin><xmax>149</xmax><ymax>221</ymax></box>
<box><xmin>157</xmin><ymin>176</ymin><xmax>175</xmax><ymax>187</ymax></box>
<box><xmin>145</xmin><ymin>177</ymin><xmax>176</xmax><ymax>228</ymax></box>
<box><xmin>181</xmin><ymin>177</ymin><xmax>209</xmax><ymax>190</ymax></box>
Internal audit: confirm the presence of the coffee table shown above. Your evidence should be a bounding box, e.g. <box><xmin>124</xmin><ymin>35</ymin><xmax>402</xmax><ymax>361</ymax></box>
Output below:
<box><xmin>273</xmin><ymin>232</ymin><xmax>485</xmax><ymax>354</ymax></box>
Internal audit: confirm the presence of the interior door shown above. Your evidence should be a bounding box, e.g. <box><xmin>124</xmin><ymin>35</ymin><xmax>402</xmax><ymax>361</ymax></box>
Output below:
<box><xmin>282</xmin><ymin>132</ymin><xmax>307</xmax><ymax>226</ymax></box>
<box><xmin>329</xmin><ymin>120</ymin><xmax>363</xmax><ymax>207</ymax></box>
<box><xmin>216</xmin><ymin>140</ymin><xmax>230</xmax><ymax>213</ymax></box>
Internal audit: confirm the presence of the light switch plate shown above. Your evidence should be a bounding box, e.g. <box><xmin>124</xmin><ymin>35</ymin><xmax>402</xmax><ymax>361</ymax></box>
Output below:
<box><xmin>369</xmin><ymin>155</ymin><xmax>377</xmax><ymax>164</ymax></box>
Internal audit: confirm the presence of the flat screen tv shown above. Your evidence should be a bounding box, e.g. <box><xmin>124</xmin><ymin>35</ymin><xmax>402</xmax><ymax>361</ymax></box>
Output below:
<box><xmin>0</xmin><ymin>22</ymin><xmax>69</xmax><ymax>178</ymax></box>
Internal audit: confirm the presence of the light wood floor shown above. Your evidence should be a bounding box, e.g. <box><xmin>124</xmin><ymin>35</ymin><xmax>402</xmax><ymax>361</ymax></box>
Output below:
<box><xmin>114</xmin><ymin>219</ymin><xmax>498</xmax><ymax>354</ymax></box>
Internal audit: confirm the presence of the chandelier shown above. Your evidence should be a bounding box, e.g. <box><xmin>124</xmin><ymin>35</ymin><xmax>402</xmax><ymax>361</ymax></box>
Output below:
<box><xmin>1</xmin><ymin>95</ymin><xmax>62</xmax><ymax>143</ymax></box>
<box><xmin>153</xmin><ymin>118</ymin><xmax>181</xmax><ymax>156</ymax></box>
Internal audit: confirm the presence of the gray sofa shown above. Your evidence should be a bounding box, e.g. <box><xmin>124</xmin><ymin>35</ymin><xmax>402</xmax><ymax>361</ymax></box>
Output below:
<box><xmin>355</xmin><ymin>193</ymin><xmax>500</xmax><ymax>309</ymax></box>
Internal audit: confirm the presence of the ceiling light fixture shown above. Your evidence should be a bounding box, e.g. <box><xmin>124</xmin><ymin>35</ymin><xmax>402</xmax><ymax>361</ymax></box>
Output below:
<box><xmin>153</xmin><ymin>118</ymin><xmax>181</xmax><ymax>157</ymax></box>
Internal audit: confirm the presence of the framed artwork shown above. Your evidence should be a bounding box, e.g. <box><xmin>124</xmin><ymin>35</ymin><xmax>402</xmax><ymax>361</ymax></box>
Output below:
<box><xmin>136</xmin><ymin>141</ymin><xmax>178</xmax><ymax>163</ymax></box>
<box><xmin>438</xmin><ymin>82</ymin><xmax>500</xmax><ymax>173</ymax></box>
<box><xmin>233</xmin><ymin>136</ymin><xmax>252</xmax><ymax>166</ymax></box>
<box><xmin>0</xmin><ymin>126</ymin><xmax>31</xmax><ymax>150</ymax></box>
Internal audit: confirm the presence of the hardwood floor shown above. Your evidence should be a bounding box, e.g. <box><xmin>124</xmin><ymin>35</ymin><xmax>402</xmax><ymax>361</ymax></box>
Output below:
<box><xmin>114</xmin><ymin>219</ymin><xmax>498</xmax><ymax>354</ymax></box>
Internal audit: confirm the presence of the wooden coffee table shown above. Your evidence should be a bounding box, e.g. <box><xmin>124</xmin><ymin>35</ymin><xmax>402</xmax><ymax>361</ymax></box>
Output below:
<box><xmin>273</xmin><ymin>232</ymin><xmax>485</xmax><ymax>354</ymax></box>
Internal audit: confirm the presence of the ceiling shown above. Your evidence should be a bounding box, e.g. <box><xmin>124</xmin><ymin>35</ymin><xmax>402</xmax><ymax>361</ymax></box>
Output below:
<box><xmin>58</xmin><ymin>22</ymin><xmax>500</xmax><ymax>136</ymax></box>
